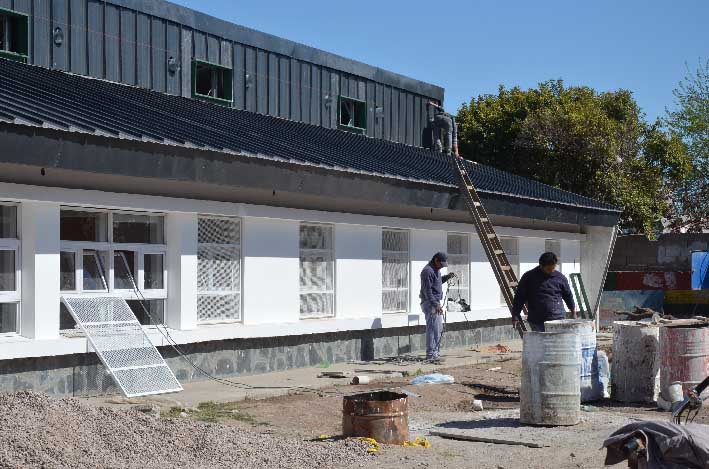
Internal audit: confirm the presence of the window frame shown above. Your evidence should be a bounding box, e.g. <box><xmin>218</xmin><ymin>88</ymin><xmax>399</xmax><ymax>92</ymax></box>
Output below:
<box><xmin>446</xmin><ymin>232</ymin><xmax>471</xmax><ymax>305</ymax></box>
<box><xmin>0</xmin><ymin>202</ymin><xmax>20</xmax><ymax>336</ymax></box>
<box><xmin>337</xmin><ymin>95</ymin><xmax>367</xmax><ymax>134</ymax></box>
<box><xmin>191</xmin><ymin>59</ymin><xmax>234</xmax><ymax>105</ymax></box>
<box><xmin>298</xmin><ymin>222</ymin><xmax>336</xmax><ymax>320</ymax></box>
<box><xmin>0</xmin><ymin>8</ymin><xmax>29</xmax><ymax>63</ymax></box>
<box><xmin>381</xmin><ymin>228</ymin><xmax>410</xmax><ymax>314</ymax></box>
<box><xmin>196</xmin><ymin>215</ymin><xmax>243</xmax><ymax>324</ymax></box>
<box><xmin>59</xmin><ymin>208</ymin><xmax>168</xmax><ymax>328</ymax></box>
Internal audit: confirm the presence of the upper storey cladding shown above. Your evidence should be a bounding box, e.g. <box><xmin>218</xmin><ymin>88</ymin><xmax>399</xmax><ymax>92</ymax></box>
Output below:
<box><xmin>2</xmin><ymin>0</ymin><xmax>444</xmax><ymax>147</ymax></box>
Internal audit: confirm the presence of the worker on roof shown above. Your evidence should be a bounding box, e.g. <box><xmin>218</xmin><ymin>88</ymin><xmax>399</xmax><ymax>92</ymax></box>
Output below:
<box><xmin>511</xmin><ymin>252</ymin><xmax>577</xmax><ymax>332</ymax></box>
<box><xmin>420</xmin><ymin>252</ymin><xmax>456</xmax><ymax>363</ymax></box>
<box><xmin>428</xmin><ymin>101</ymin><xmax>460</xmax><ymax>158</ymax></box>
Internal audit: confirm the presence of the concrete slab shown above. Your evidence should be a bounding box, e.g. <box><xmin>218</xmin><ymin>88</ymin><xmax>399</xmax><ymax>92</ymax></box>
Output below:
<box><xmin>86</xmin><ymin>340</ymin><xmax>522</xmax><ymax>409</ymax></box>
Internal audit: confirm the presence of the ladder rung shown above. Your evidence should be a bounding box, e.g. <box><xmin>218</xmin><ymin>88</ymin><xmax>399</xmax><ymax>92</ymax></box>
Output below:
<box><xmin>494</xmin><ymin>250</ymin><xmax>504</xmax><ymax>255</ymax></box>
<box><xmin>501</xmin><ymin>266</ymin><xmax>511</xmax><ymax>271</ymax></box>
<box><xmin>472</xmin><ymin>201</ymin><xmax>481</xmax><ymax>206</ymax></box>
<box><xmin>508</xmin><ymin>281</ymin><xmax>518</xmax><ymax>287</ymax></box>
<box><xmin>486</xmin><ymin>233</ymin><xmax>497</xmax><ymax>239</ymax></box>
<box><xmin>479</xmin><ymin>218</ymin><xmax>489</xmax><ymax>222</ymax></box>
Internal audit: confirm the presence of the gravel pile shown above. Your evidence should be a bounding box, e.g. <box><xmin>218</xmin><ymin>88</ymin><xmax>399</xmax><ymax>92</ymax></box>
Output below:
<box><xmin>0</xmin><ymin>392</ymin><xmax>371</xmax><ymax>468</ymax></box>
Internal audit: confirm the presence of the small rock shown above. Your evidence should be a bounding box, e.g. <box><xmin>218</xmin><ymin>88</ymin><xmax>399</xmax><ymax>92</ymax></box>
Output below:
<box><xmin>472</xmin><ymin>400</ymin><xmax>484</xmax><ymax>411</ymax></box>
<box><xmin>570</xmin><ymin>452</ymin><xmax>576</xmax><ymax>458</ymax></box>
<box><xmin>497</xmin><ymin>466</ymin><xmax>506</xmax><ymax>469</ymax></box>
<box><xmin>179</xmin><ymin>411</ymin><xmax>189</xmax><ymax>418</ymax></box>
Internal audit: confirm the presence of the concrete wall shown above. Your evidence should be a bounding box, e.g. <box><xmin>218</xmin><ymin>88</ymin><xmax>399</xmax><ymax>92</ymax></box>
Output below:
<box><xmin>581</xmin><ymin>225</ymin><xmax>617</xmax><ymax>318</ymax></box>
<box><xmin>0</xmin><ymin>181</ymin><xmax>593</xmax><ymax>362</ymax></box>
<box><xmin>609</xmin><ymin>234</ymin><xmax>709</xmax><ymax>272</ymax></box>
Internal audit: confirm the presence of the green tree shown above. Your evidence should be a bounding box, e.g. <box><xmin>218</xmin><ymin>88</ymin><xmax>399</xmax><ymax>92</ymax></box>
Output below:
<box><xmin>665</xmin><ymin>60</ymin><xmax>709</xmax><ymax>232</ymax></box>
<box><xmin>456</xmin><ymin>80</ymin><xmax>692</xmax><ymax>234</ymax></box>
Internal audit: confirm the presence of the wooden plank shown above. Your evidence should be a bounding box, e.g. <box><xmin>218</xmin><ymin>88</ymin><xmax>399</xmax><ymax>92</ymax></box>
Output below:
<box><xmin>165</xmin><ymin>22</ymin><xmax>180</xmax><ymax>95</ymax></box>
<box><xmin>406</xmin><ymin>92</ymin><xmax>414</xmax><ymax>146</ymax></box>
<box><xmin>267</xmin><ymin>53</ymin><xmax>278</xmax><ymax>116</ymax></box>
<box><xmin>0</xmin><ymin>0</ymin><xmax>11</xmax><ymax>10</ymax></box>
<box><xmin>256</xmin><ymin>49</ymin><xmax>267</xmax><ymax>114</ymax></box>
<box><xmin>120</xmin><ymin>8</ymin><xmax>136</xmax><ymax>85</ymax></box>
<box><xmin>51</xmin><ymin>0</ymin><xmax>69</xmax><ymax>70</ymax></box>
<box><xmin>193</xmin><ymin>31</ymin><xmax>206</xmax><ymax>61</ymax></box>
<box><xmin>220</xmin><ymin>39</ymin><xmax>232</xmax><ymax>68</ymax></box>
<box><xmin>348</xmin><ymin>75</ymin><xmax>356</xmax><ymax>98</ymax></box>
<box><xmin>150</xmin><ymin>18</ymin><xmax>165</xmax><ymax>92</ymax></box>
<box><xmin>180</xmin><ymin>27</ymin><xmax>192</xmax><ymax>97</ymax></box>
<box><xmin>390</xmin><ymin>88</ymin><xmax>399</xmax><ymax>142</ymax></box>
<box><xmin>278</xmin><ymin>55</ymin><xmax>289</xmax><ymax>118</ymax></box>
<box><xmin>358</xmin><ymin>79</ymin><xmax>366</xmax><ymax>101</ymax></box>
<box><xmin>244</xmin><ymin>46</ymin><xmax>256</xmax><ymax>112</ymax></box>
<box><xmin>320</xmin><ymin>69</ymin><xmax>330</xmax><ymax>128</ymax></box>
<box><xmin>232</xmin><ymin>43</ymin><xmax>245</xmax><ymax>109</ymax></box>
<box><xmin>399</xmin><ymin>90</ymin><xmax>408</xmax><ymax>144</ymax></box>
<box><xmin>290</xmin><ymin>58</ymin><xmax>300</xmax><ymax>121</ymax></box>
<box><xmin>300</xmin><ymin>62</ymin><xmax>311</xmax><ymax>123</ymax></box>
<box><xmin>86</xmin><ymin>0</ymin><xmax>103</xmax><ymax>78</ymax></box>
<box><xmin>104</xmin><ymin>3</ymin><xmax>120</xmax><ymax>82</ymax></box>
<box><xmin>430</xmin><ymin>431</ymin><xmax>547</xmax><ymax>448</ymax></box>
<box><xmin>135</xmin><ymin>13</ymin><xmax>150</xmax><ymax>88</ymax></box>
<box><xmin>413</xmin><ymin>95</ymin><xmax>422</xmax><ymax>147</ymax></box>
<box><xmin>366</xmin><ymin>81</ymin><xmax>375</xmax><ymax>138</ymax></box>
<box><xmin>69</xmin><ymin>0</ymin><xmax>87</xmax><ymax>74</ymax></box>
<box><xmin>329</xmin><ymin>71</ymin><xmax>339</xmax><ymax>128</ymax></box>
<box><xmin>382</xmin><ymin>85</ymin><xmax>391</xmax><ymax>141</ymax></box>
<box><xmin>32</xmin><ymin>0</ymin><xmax>51</xmax><ymax>67</ymax></box>
<box><xmin>374</xmin><ymin>83</ymin><xmax>384</xmax><ymax>139</ymax></box>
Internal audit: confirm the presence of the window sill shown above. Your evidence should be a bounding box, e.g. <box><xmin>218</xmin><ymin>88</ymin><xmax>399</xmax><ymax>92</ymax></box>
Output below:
<box><xmin>192</xmin><ymin>93</ymin><xmax>234</xmax><ymax>107</ymax></box>
<box><xmin>0</xmin><ymin>51</ymin><xmax>28</xmax><ymax>63</ymax></box>
<box><xmin>337</xmin><ymin>124</ymin><xmax>366</xmax><ymax>135</ymax></box>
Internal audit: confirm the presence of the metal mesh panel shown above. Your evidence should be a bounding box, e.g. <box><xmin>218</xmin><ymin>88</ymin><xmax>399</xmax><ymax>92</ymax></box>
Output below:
<box><xmin>198</xmin><ymin>217</ymin><xmax>240</xmax><ymax>245</ymax></box>
<box><xmin>299</xmin><ymin>224</ymin><xmax>334</xmax><ymax>318</ymax></box>
<box><xmin>300</xmin><ymin>293</ymin><xmax>334</xmax><ymax>318</ymax></box>
<box><xmin>382</xmin><ymin>230</ymin><xmax>409</xmax><ymax>313</ymax></box>
<box><xmin>197</xmin><ymin>217</ymin><xmax>241</xmax><ymax>323</ymax></box>
<box><xmin>61</xmin><ymin>296</ymin><xmax>182</xmax><ymax>397</ymax></box>
<box><xmin>197</xmin><ymin>293</ymin><xmax>241</xmax><ymax>322</ymax></box>
<box><xmin>447</xmin><ymin>233</ymin><xmax>470</xmax><ymax>301</ymax></box>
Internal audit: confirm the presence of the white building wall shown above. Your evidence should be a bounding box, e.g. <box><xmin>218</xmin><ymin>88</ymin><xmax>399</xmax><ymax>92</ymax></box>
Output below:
<box><xmin>334</xmin><ymin>224</ymin><xmax>381</xmax><ymax>320</ymax></box>
<box><xmin>561</xmin><ymin>240</ymin><xmax>581</xmax><ymax>275</ymax></box>
<box><xmin>581</xmin><ymin>225</ymin><xmax>618</xmax><ymax>320</ymax></box>
<box><xmin>0</xmin><ymin>181</ymin><xmax>609</xmax><ymax>360</ymax></box>
<box><xmin>20</xmin><ymin>202</ymin><xmax>60</xmax><ymax>340</ymax></box>
<box><xmin>241</xmin><ymin>217</ymin><xmax>300</xmax><ymax>326</ymax></box>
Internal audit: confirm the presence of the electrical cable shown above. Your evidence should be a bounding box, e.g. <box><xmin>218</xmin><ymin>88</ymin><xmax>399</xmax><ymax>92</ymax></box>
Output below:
<box><xmin>117</xmin><ymin>257</ymin><xmax>341</xmax><ymax>397</ymax></box>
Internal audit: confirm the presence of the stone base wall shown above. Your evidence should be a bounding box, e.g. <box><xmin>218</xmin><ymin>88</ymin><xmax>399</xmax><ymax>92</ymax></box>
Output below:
<box><xmin>0</xmin><ymin>318</ymin><xmax>516</xmax><ymax>397</ymax></box>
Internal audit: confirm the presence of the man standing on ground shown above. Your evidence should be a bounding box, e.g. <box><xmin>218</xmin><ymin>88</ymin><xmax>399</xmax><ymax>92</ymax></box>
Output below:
<box><xmin>511</xmin><ymin>252</ymin><xmax>577</xmax><ymax>332</ymax></box>
<box><xmin>428</xmin><ymin>101</ymin><xmax>460</xmax><ymax>158</ymax></box>
<box><xmin>420</xmin><ymin>252</ymin><xmax>456</xmax><ymax>362</ymax></box>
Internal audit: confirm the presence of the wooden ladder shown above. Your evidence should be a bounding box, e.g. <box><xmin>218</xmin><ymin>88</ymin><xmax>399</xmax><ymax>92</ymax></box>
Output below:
<box><xmin>448</xmin><ymin>154</ymin><xmax>528</xmax><ymax>337</ymax></box>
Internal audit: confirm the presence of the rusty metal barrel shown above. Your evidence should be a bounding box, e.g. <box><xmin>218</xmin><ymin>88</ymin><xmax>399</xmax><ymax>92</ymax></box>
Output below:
<box><xmin>660</xmin><ymin>323</ymin><xmax>709</xmax><ymax>402</ymax></box>
<box><xmin>520</xmin><ymin>331</ymin><xmax>581</xmax><ymax>426</ymax></box>
<box><xmin>342</xmin><ymin>391</ymin><xmax>409</xmax><ymax>444</ymax></box>
<box><xmin>612</xmin><ymin>321</ymin><xmax>660</xmax><ymax>403</ymax></box>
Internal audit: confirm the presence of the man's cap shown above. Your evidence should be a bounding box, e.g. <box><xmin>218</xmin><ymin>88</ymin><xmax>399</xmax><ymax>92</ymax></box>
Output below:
<box><xmin>433</xmin><ymin>252</ymin><xmax>448</xmax><ymax>267</ymax></box>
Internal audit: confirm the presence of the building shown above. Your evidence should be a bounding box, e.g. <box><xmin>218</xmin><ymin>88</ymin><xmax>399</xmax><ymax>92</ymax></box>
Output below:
<box><xmin>0</xmin><ymin>0</ymin><xmax>620</xmax><ymax>395</ymax></box>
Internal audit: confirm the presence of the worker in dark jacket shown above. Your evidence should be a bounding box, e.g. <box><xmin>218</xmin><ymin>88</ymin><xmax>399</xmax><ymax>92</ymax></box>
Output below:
<box><xmin>427</xmin><ymin>101</ymin><xmax>460</xmax><ymax>157</ymax></box>
<box><xmin>420</xmin><ymin>252</ymin><xmax>456</xmax><ymax>362</ymax></box>
<box><xmin>511</xmin><ymin>252</ymin><xmax>577</xmax><ymax>332</ymax></box>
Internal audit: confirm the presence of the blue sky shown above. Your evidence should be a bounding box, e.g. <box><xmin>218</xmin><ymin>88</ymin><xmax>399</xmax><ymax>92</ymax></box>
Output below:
<box><xmin>171</xmin><ymin>0</ymin><xmax>708</xmax><ymax>122</ymax></box>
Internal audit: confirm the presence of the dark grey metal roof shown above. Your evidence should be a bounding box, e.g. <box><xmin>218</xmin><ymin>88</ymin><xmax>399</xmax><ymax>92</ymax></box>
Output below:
<box><xmin>0</xmin><ymin>59</ymin><xmax>619</xmax><ymax>213</ymax></box>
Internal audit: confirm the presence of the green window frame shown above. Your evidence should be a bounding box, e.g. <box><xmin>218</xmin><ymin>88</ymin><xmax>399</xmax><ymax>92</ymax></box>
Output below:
<box><xmin>338</xmin><ymin>96</ymin><xmax>367</xmax><ymax>134</ymax></box>
<box><xmin>0</xmin><ymin>7</ymin><xmax>29</xmax><ymax>63</ymax></box>
<box><xmin>191</xmin><ymin>59</ymin><xmax>234</xmax><ymax>105</ymax></box>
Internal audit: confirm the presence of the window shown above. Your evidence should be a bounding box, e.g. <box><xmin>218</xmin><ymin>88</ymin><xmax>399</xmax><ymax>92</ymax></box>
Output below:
<box><xmin>382</xmin><ymin>229</ymin><xmax>409</xmax><ymax>313</ymax></box>
<box><xmin>299</xmin><ymin>224</ymin><xmax>334</xmax><ymax>319</ymax></box>
<box><xmin>192</xmin><ymin>60</ymin><xmax>233</xmax><ymax>104</ymax></box>
<box><xmin>0</xmin><ymin>9</ymin><xmax>28</xmax><ymax>62</ymax></box>
<box><xmin>0</xmin><ymin>204</ymin><xmax>19</xmax><ymax>334</ymax></box>
<box><xmin>338</xmin><ymin>96</ymin><xmax>367</xmax><ymax>133</ymax></box>
<box><xmin>499</xmin><ymin>238</ymin><xmax>520</xmax><ymax>305</ymax></box>
<box><xmin>59</xmin><ymin>209</ymin><xmax>167</xmax><ymax>328</ymax></box>
<box><xmin>197</xmin><ymin>217</ymin><xmax>242</xmax><ymax>323</ymax></box>
<box><xmin>545</xmin><ymin>239</ymin><xmax>561</xmax><ymax>272</ymax></box>
<box><xmin>447</xmin><ymin>233</ymin><xmax>470</xmax><ymax>307</ymax></box>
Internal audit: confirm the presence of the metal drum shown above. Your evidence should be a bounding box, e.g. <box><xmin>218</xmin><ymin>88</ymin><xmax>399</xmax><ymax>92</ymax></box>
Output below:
<box><xmin>660</xmin><ymin>324</ymin><xmax>709</xmax><ymax>401</ymax></box>
<box><xmin>545</xmin><ymin>319</ymin><xmax>601</xmax><ymax>402</ymax></box>
<box><xmin>520</xmin><ymin>331</ymin><xmax>581</xmax><ymax>426</ymax></box>
<box><xmin>612</xmin><ymin>321</ymin><xmax>660</xmax><ymax>403</ymax></box>
<box><xmin>342</xmin><ymin>391</ymin><xmax>409</xmax><ymax>444</ymax></box>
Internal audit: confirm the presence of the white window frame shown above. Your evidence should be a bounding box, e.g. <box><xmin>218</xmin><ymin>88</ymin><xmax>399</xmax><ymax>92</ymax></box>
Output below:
<box><xmin>299</xmin><ymin>222</ymin><xmax>335</xmax><ymax>319</ymax></box>
<box><xmin>382</xmin><ymin>228</ymin><xmax>410</xmax><ymax>314</ymax></box>
<box><xmin>196</xmin><ymin>215</ymin><xmax>243</xmax><ymax>324</ymax></box>
<box><xmin>447</xmin><ymin>232</ymin><xmax>470</xmax><ymax>304</ymax></box>
<box><xmin>499</xmin><ymin>237</ymin><xmax>520</xmax><ymax>306</ymax></box>
<box><xmin>0</xmin><ymin>202</ymin><xmax>20</xmax><ymax>336</ymax></box>
<box><xmin>60</xmin><ymin>208</ymin><xmax>168</xmax><ymax>327</ymax></box>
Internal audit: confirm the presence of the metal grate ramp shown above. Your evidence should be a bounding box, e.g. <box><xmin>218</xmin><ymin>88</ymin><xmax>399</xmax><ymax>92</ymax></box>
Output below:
<box><xmin>61</xmin><ymin>296</ymin><xmax>183</xmax><ymax>397</ymax></box>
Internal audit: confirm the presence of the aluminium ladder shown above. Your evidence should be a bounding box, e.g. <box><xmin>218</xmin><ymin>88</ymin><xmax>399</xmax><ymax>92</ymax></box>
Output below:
<box><xmin>447</xmin><ymin>154</ymin><xmax>528</xmax><ymax>337</ymax></box>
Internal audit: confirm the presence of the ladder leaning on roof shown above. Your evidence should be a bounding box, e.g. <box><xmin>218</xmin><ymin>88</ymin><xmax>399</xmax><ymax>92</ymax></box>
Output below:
<box><xmin>447</xmin><ymin>154</ymin><xmax>528</xmax><ymax>338</ymax></box>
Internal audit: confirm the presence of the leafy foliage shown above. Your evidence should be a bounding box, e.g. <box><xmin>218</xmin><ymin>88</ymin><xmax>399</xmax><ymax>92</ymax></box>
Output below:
<box><xmin>665</xmin><ymin>60</ymin><xmax>709</xmax><ymax>232</ymax></box>
<box><xmin>456</xmin><ymin>80</ymin><xmax>693</xmax><ymax>234</ymax></box>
